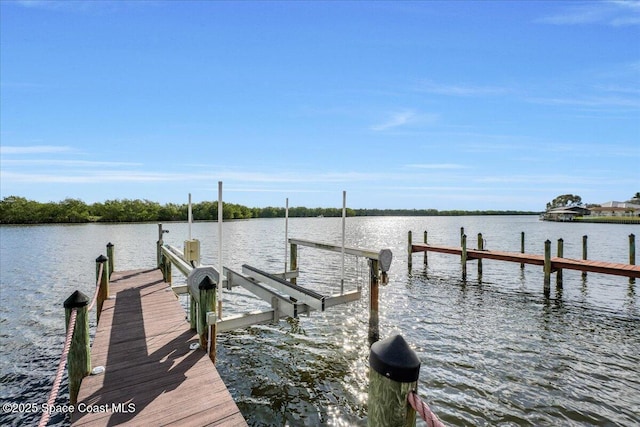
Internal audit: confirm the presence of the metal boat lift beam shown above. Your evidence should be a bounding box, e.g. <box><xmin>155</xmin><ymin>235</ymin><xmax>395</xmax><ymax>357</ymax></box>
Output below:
<box><xmin>242</xmin><ymin>264</ymin><xmax>326</xmax><ymax>311</ymax></box>
<box><xmin>225</xmin><ymin>268</ymin><xmax>309</xmax><ymax>318</ymax></box>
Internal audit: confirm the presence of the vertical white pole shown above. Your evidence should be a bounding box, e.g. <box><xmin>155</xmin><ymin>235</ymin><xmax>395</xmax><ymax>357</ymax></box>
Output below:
<box><xmin>218</xmin><ymin>181</ymin><xmax>223</xmax><ymax>318</ymax></box>
<box><xmin>285</xmin><ymin>197</ymin><xmax>289</xmax><ymax>275</ymax></box>
<box><xmin>341</xmin><ymin>190</ymin><xmax>346</xmax><ymax>294</ymax></box>
<box><xmin>188</xmin><ymin>193</ymin><xmax>192</xmax><ymax>240</ymax></box>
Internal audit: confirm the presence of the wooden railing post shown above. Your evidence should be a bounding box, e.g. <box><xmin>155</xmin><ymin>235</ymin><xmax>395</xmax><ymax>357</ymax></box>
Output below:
<box><xmin>157</xmin><ymin>223</ymin><xmax>169</xmax><ymax>269</ymax></box>
<box><xmin>157</xmin><ymin>223</ymin><xmax>164</xmax><ymax>268</ymax></box>
<box><xmin>190</xmin><ymin>294</ymin><xmax>197</xmax><ymax>330</ymax></box>
<box><xmin>95</xmin><ymin>254</ymin><xmax>109</xmax><ymax>324</ymax></box>
<box><xmin>368</xmin><ymin>335</ymin><xmax>420</xmax><ymax>427</ymax></box>
<box><xmin>198</xmin><ymin>276</ymin><xmax>217</xmax><ymax>363</ymax></box>
<box><xmin>163</xmin><ymin>255</ymin><xmax>172</xmax><ymax>285</ymax></box>
<box><xmin>64</xmin><ymin>290</ymin><xmax>90</xmax><ymax>405</ymax></box>
<box><xmin>106</xmin><ymin>242</ymin><xmax>114</xmax><ymax>278</ymax></box>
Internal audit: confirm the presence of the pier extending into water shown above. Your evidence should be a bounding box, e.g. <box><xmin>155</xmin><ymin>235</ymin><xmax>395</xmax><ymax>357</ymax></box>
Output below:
<box><xmin>45</xmin><ymin>228</ymin><xmax>399</xmax><ymax>426</ymax></box>
<box><xmin>408</xmin><ymin>230</ymin><xmax>638</xmax><ymax>293</ymax></box>
<box><xmin>70</xmin><ymin>267</ymin><xmax>246</xmax><ymax>426</ymax></box>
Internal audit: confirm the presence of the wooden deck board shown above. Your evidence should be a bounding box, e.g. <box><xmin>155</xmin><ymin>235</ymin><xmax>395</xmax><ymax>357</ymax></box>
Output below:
<box><xmin>71</xmin><ymin>268</ymin><xmax>246</xmax><ymax>427</ymax></box>
<box><xmin>412</xmin><ymin>243</ymin><xmax>640</xmax><ymax>278</ymax></box>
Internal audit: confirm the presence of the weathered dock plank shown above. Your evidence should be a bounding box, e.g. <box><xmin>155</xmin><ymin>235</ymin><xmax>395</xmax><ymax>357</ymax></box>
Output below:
<box><xmin>71</xmin><ymin>268</ymin><xmax>246</xmax><ymax>426</ymax></box>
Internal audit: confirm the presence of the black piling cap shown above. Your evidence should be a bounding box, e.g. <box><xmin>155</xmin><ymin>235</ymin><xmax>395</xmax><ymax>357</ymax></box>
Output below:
<box><xmin>369</xmin><ymin>334</ymin><xmax>420</xmax><ymax>383</ymax></box>
<box><xmin>107</xmin><ymin>242</ymin><xmax>114</xmax><ymax>248</ymax></box>
<box><xmin>64</xmin><ymin>290</ymin><xmax>90</xmax><ymax>308</ymax></box>
<box><xmin>198</xmin><ymin>276</ymin><xmax>217</xmax><ymax>290</ymax></box>
<box><xmin>96</xmin><ymin>254</ymin><xmax>108</xmax><ymax>263</ymax></box>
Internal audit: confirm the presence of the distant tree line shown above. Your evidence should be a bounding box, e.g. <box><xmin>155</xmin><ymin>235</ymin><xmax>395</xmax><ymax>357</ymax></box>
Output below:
<box><xmin>0</xmin><ymin>196</ymin><xmax>538</xmax><ymax>225</ymax></box>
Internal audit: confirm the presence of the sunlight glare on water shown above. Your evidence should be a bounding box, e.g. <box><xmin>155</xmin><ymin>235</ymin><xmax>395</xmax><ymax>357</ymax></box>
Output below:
<box><xmin>1</xmin><ymin>216</ymin><xmax>638</xmax><ymax>426</ymax></box>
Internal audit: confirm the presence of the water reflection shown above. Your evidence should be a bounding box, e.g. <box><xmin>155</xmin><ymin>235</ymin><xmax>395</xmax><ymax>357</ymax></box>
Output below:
<box><xmin>1</xmin><ymin>217</ymin><xmax>639</xmax><ymax>426</ymax></box>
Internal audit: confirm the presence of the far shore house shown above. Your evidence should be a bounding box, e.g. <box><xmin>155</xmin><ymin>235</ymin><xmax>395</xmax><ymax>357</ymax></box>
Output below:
<box><xmin>542</xmin><ymin>205</ymin><xmax>590</xmax><ymax>222</ymax></box>
<box><xmin>589</xmin><ymin>201</ymin><xmax>640</xmax><ymax>217</ymax></box>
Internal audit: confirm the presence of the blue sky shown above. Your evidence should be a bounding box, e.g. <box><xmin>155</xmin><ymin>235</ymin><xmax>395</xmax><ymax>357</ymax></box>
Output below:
<box><xmin>1</xmin><ymin>1</ymin><xmax>638</xmax><ymax>211</ymax></box>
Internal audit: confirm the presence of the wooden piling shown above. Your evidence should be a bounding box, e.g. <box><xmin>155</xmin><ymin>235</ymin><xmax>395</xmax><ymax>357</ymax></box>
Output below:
<box><xmin>582</xmin><ymin>235</ymin><xmax>588</xmax><ymax>279</ymax></box>
<box><xmin>461</xmin><ymin>233</ymin><xmax>467</xmax><ymax>280</ymax></box>
<box><xmin>290</xmin><ymin>242</ymin><xmax>298</xmax><ymax>285</ymax></box>
<box><xmin>630</xmin><ymin>234</ymin><xmax>636</xmax><ymax>284</ymax></box>
<box><xmin>95</xmin><ymin>255</ymin><xmax>109</xmax><ymax>324</ymax></box>
<box><xmin>520</xmin><ymin>232</ymin><xmax>525</xmax><ymax>269</ymax></box>
<box><xmin>544</xmin><ymin>240</ymin><xmax>551</xmax><ymax>296</ymax></box>
<box><xmin>423</xmin><ymin>231</ymin><xmax>428</xmax><ymax>266</ymax></box>
<box><xmin>368</xmin><ymin>335</ymin><xmax>420</xmax><ymax>427</ymax></box>
<box><xmin>190</xmin><ymin>295</ymin><xmax>197</xmax><ymax>330</ymax></box>
<box><xmin>157</xmin><ymin>223</ymin><xmax>164</xmax><ymax>268</ymax></box>
<box><xmin>106</xmin><ymin>242</ymin><xmax>114</xmax><ymax>278</ymax></box>
<box><xmin>369</xmin><ymin>259</ymin><xmax>380</xmax><ymax>345</ymax></box>
<box><xmin>198</xmin><ymin>276</ymin><xmax>217</xmax><ymax>363</ymax></box>
<box><xmin>161</xmin><ymin>253</ymin><xmax>172</xmax><ymax>284</ymax></box>
<box><xmin>477</xmin><ymin>233</ymin><xmax>483</xmax><ymax>277</ymax></box>
<box><xmin>64</xmin><ymin>290</ymin><xmax>90</xmax><ymax>405</ymax></box>
<box><xmin>557</xmin><ymin>238</ymin><xmax>563</xmax><ymax>288</ymax></box>
<box><xmin>407</xmin><ymin>231</ymin><xmax>413</xmax><ymax>270</ymax></box>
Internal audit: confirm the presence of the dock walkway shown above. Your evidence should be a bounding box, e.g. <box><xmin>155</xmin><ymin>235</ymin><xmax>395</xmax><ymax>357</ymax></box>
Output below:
<box><xmin>71</xmin><ymin>268</ymin><xmax>246</xmax><ymax>426</ymax></box>
<box><xmin>411</xmin><ymin>243</ymin><xmax>640</xmax><ymax>278</ymax></box>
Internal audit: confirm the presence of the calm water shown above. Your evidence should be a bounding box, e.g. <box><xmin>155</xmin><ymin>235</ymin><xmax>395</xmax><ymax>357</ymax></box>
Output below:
<box><xmin>1</xmin><ymin>216</ymin><xmax>639</xmax><ymax>426</ymax></box>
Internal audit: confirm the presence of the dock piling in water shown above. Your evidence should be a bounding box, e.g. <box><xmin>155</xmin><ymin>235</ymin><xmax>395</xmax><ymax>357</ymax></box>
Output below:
<box><xmin>423</xmin><ymin>231</ymin><xmax>428</xmax><ymax>266</ymax></box>
<box><xmin>631</xmin><ymin>233</ymin><xmax>636</xmax><ymax>284</ymax></box>
<box><xmin>582</xmin><ymin>235</ymin><xmax>588</xmax><ymax>279</ymax></box>
<box><xmin>461</xmin><ymin>233</ymin><xmax>467</xmax><ymax>280</ymax></box>
<box><xmin>520</xmin><ymin>232</ymin><xmax>525</xmax><ymax>269</ymax></box>
<box><xmin>544</xmin><ymin>240</ymin><xmax>551</xmax><ymax>296</ymax></box>
<box><xmin>369</xmin><ymin>259</ymin><xmax>380</xmax><ymax>345</ymax></box>
<box><xmin>557</xmin><ymin>238</ymin><xmax>564</xmax><ymax>288</ymax></box>
<box><xmin>409</xmin><ymin>229</ymin><xmax>640</xmax><ymax>289</ymax></box>
<box><xmin>477</xmin><ymin>233</ymin><xmax>484</xmax><ymax>278</ymax></box>
<box><xmin>407</xmin><ymin>230</ymin><xmax>413</xmax><ymax>270</ymax></box>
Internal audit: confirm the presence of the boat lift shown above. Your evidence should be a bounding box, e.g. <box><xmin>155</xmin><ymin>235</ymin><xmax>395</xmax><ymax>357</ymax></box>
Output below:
<box><xmin>158</xmin><ymin>186</ymin><xmax>392</xmax><ymax>346</ymax></box>
<box><xmin>160</xmin><ymin>239</ymin><xmax>392</xmax><ymax>334</ymax></box>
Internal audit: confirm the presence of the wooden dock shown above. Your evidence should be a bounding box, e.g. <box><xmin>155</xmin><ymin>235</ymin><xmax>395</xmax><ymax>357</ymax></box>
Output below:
<box><xmin>71</xmin><ymin>268</ymin><xmax>246</xmax><ymax>426</ymax></box>
<box><xmin>411</xmin><ymin>243</ymin><xmax>640</xmax><ymax>278</ymax></box>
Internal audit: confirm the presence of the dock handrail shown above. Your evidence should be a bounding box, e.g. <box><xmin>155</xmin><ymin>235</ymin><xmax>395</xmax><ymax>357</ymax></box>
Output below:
<box><xmin>40</xmin><ymin>250</ymin><xmax>111</xmax><ymax>426</ymax></box>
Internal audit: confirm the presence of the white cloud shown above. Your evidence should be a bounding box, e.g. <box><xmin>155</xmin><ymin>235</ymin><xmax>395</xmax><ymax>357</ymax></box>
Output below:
<box><xmin>418</xmin><ymin>80</ymin><xmax>511</xmax><ymax>97</ymax></box>
<box><xmin>1</xmin><ymin>159</ymin><xmax>142</xmax><ymax>167</ymax></box>
<box><xmin>370</xmin><ymin>110</ymin><xmax>438</xmax><ymax>131</ymax></box>
<box><xmin>537</xmin><ymin>0</ymin><xmax>640</xmax><ymax>26</ymax></box>
<box><xmin>405</xmin><ymin>163</ymin><xmax>469</xmax><ymax>170</ymax></box>
<box><xmin>0</xmin><ymin>145</ymin><xmax>74</xmax><ymax>154</ymax></box>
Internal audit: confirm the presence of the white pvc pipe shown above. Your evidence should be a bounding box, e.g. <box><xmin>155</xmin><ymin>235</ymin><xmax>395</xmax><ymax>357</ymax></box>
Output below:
<box><xmin>341</xmin><ymin>190</ymin><xmax>346</xmax><ymax>294</ymax></box>
<box><xmin>285</xmin><ymin>197</ymin><xmax>289</xmax><ymax>274</ymax></box>
<box><xmin>218</xmin><ymin>181</ymin><xmax>223</xmax><ymax>317</ymax></box>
